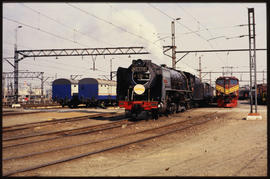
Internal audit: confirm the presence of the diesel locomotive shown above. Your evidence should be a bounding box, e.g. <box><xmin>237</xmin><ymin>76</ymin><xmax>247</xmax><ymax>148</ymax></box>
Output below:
<box><xmin>215</xmin><ymin>76</ymin><xmax>239</xmax><ymax>107</ymax></box>
<box><xmin>117</xmin><ymin>59</ymin><xmax>214</xmax><ymax>119</ymax></box>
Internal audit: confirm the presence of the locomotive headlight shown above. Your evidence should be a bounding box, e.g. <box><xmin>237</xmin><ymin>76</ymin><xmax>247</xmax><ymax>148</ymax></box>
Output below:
<box><xmin>134</xmin><ymin>84</ymin><xmax>145</xmax><ymax>95</ymax></box>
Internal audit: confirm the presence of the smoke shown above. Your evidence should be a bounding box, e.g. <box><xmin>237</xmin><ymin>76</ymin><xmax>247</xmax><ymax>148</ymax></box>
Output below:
<box><xmin>94</xmin><ymin>8</ymin><xmax>197</xmax><ymax>75</ymax></box>
<box><xmin>110</xmin><ymin>9</ymin><xmax>165</xmax><ymax>64</ymax></box>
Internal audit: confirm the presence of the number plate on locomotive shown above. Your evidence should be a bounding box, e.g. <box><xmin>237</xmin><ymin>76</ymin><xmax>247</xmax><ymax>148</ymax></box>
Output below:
<box><xmin>132</xmin><ymin>67</ymin><xmax>148</xmax><ymax>72</ymax></box>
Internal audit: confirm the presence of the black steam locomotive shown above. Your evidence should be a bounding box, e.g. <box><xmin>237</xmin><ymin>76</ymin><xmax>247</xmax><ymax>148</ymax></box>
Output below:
<box><xmin>117</xmin><ymin>59</ymin><xmax>214</xmax><ymax>119</ymax></box>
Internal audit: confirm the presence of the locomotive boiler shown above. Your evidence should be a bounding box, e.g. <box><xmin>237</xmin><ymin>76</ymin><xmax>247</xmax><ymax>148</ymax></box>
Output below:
<box><xmin>117</xmin><ymin>59</ymin><xmax>195</xmax><ymax>119</ymax></box>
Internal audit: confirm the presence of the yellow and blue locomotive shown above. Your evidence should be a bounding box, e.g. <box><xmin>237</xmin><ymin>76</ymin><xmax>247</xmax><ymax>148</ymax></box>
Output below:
<box><xmin>215</xmin><ymin>76</ymin><xmax>239</xmax><ymax>107</ymax></box>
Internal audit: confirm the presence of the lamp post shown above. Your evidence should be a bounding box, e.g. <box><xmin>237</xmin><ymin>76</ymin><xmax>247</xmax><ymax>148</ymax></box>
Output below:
<box><xmin>14</xmin><ymin>25</ymin><xmax>22</xmax><ymax>103</ymax></box>
<box><xmin>171</xmin><ymin>18</ymin><xmax>181</xmax><ymax>69</ymax></box>
<box><xmin>15</xmin><ymin>25</ymin><xmax>22</xmax><ymax>49</ymax></box>
<box><xmin>198</xmin><ymin>55</ymin><xmax>203</xmax><ymax>81</ymax></box>
<box><xmin>110</xmin><ymin>58</ymin><xmax>114</xmax><ymax>80</ymax></box>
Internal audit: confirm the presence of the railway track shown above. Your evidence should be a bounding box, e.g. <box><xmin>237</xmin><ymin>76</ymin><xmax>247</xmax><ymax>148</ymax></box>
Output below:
<box><xmin>3</xmin><ymin>103</ymin><xmax>62</xmax><ymax>109</ymax></box>
<box><xmin>3</xmin><ymin>111</ymin><xmax>45</xmax><ymax>116</ymax></box>
<box><xmin>3</xmin><ymin>112</ymin><xmax>119</xmax><ymax>133</ymax></box>
<box><xmin>3</xmin><ymin>111</ymin><xmax>221</xmax><ymax>176</ymax></box>
<box><xmin>2</xmin><ymin>113</ymin><xmax>127</xmax><ymax>148</ymax></box>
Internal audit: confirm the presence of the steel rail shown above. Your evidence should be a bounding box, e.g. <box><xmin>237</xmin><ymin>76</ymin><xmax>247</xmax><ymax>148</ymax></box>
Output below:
<box><xmin>3</xmin><ymin>115</ymin><xmax>126</xmax><ymax>141</ymax></box>
<box><xmin>3</xmin><ymin>112</ymin><xmax>118</xmax><ymax>133</ymax></box>
<box><xmin>3</xmin><ymin>111</ymin><xmax>44</xmax><ymax>116</ymax></box>
<box><xmin>3</xmin><ymin>114</ymin><xmax>98</xmax><ymax>131</ymax></box>
<box><xmin>4</xmin><ymin>111</ymin><xmax>218</xmax><ymax>176</ymax></box>
<box><xmin>3</xmin><ymin>111</ymin><xmax>218</xmax><ymax>161</ymax></box>
<box><xmin>2</xmin><ymin>115</ymin><xmax>128</xmax><ymax>149</ymax></box>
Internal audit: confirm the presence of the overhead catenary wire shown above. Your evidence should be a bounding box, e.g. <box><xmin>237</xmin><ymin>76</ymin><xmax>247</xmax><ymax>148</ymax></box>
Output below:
<box><xmin>175</xmin><ymin>5</ymin><xmax>258</xmax><ymax>71</ymax></box>
<box><xmin>106</xmin><ymin>3</ymin><xmax>168</xmax><ymax>53</ymax></box>
<box><xmin>153</xmin><ymin>24</ymin><xmax>250</xmax><ymax>36</ymax></box>
<box><xmin>3</xmin><ymin>16</ymin><xmax>88</xmax><ymax>47</ymax></box>
<box><xmin>177</xmin><ymin>4</ymin><xmax>229</xmax><ymax>65</ymax></box>
<box><xmin>148</xmin><ymin>4</ymin><xmax>203</xmax><ymax>37</ymax></box>
<box><xmin>3</xmin><ymin>42</ymin><xmax>94</xmax><ymax>75</ymax></box>
<box><xmin>177</xmin><ymin>4</ymin><xmax>216</xmax><ymax>39</ymax></box>
<box><xmin>107</xmin><ymin>3</ymin><xmax>146</xmax><ymax>30</ymax></box>
<box><xmin>20</xmin><ymin>3</ymin><xmax>115</xmax><ymax>46</ymax></box>
<box><xmin>3</xmin><ymin>15</ymin><xmax>115</xmax><ymax>81</ymax></box>
<box><xmin>146</xmin><ymin>3</ymin><xmax>198</xmax><ymax>71</ymax></box>
<box><xmin>4</xmin><ymin>41</ymin><xmax>32</xmax><ymax>49</ymax></box>
<box><xmin>107</xmin><ymin>3</ymin><xmax>157</xmax><ymax>38</ymax></box>
<box><xmin>20</xmin><ymin>60</ymin><xmax>88</xmax><ymax>77</ymax></box>
<box><xmin>22</xmin><ymin>57</ymin><xmax>108</xmax><ymax>77</ymax></box>
<box><xmin>148</xmin><ymin>3</ymin><xmax>227</xmax><ymax>66</ymax></box>
<box><xmin>3</xmin><ymin>16</ymin><xmax>93</xmax><ymax>76</ymax></box>
<box><xmin>66</xmin><ymin>3</ymin><xmax>163</xmax><ymax>51</ymax></box>
<box><xmin>179</xmin><ymin>24</ymin><xmax>249</xmax><ymax>35</ymax></box>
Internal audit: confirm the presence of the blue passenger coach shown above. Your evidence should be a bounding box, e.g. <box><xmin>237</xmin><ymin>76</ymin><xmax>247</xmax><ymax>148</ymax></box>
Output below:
<box><xmin>52</xmin><ymin>78</ymin><xmax>79</xmax><ymax>107</ymax></box>
<box><xmin>78</xmin><ymin>78</ymin><xmax>116</xmax><ymax>107</ymax></box>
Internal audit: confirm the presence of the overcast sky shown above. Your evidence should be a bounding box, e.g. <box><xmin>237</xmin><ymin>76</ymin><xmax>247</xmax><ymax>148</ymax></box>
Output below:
<box><xmin>2</xmin><ymin>2</ymin><xmax>267</xmax><ymax>90</ymax></box>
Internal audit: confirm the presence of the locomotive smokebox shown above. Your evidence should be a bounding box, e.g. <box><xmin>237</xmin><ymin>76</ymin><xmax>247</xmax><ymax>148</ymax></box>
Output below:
<box><xmin>131</xmin><ymin>59</ymin><xmax>157</xmax><ymax>89</ymax></box>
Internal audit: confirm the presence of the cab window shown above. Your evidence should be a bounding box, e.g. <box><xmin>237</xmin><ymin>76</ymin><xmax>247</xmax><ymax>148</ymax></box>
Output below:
<box><xmin>216</xmin><ymin>79</ymin><xmax>224</xmax><ymax>85</ymax></box>
<box><xmin>230</xmin><ymin>79</ymin><xmax>238</xmax><ymax>85</ymax></box>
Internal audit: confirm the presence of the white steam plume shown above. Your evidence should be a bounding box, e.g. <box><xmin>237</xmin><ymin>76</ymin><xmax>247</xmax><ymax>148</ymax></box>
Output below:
<box><xmin>95</xmin><ymin>8</ymin><xmax>196</xmax><ymax>75</ymax></box>
<box><xmin>111</xmin><ymin>9</ymin><xmax>165</xmax><ymax>64</ymax></box>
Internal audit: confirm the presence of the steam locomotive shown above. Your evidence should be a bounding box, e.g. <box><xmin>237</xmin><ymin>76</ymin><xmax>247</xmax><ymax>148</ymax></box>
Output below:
<box><xmin>117</xmin><ymin>59</ymin><xmax>214</xmax><ymax>119</ymax></box>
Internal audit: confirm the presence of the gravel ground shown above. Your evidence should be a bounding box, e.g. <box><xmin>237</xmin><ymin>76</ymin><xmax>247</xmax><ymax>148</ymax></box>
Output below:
<box><xmin>3</xmin><ymin>101</ymin><xmax>267</xmax><ymax>176</ymax></box>
<box><xmin>2</xmin><ymin>107</ymin><xmax>124</xmax><ymax>127</ymax></box>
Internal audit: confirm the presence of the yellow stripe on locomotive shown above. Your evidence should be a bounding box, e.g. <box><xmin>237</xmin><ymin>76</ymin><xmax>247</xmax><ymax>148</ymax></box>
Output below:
<box><xmin>216</xmin><ymin>84</ymin><xmax>239</xmax><ymax>95</ymax></box>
